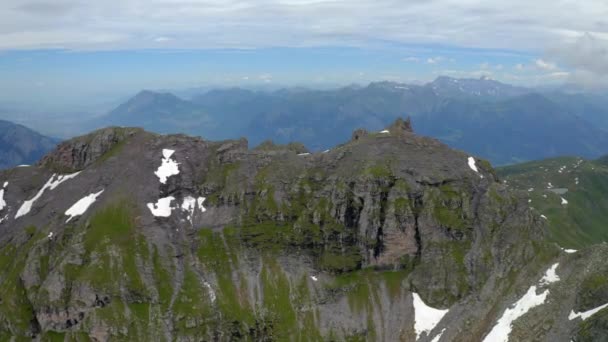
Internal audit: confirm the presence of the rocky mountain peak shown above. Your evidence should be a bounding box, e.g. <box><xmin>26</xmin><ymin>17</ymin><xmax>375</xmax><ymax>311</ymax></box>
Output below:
<box><xmin>0</xmin><ymin>123</ymin><xmax>603</xmax><ymax>341</ymax></box>
<box><xmin>39</xmin><ymin>126</ymin><xmax>142</xmax><ymax>172</ymax></box>
<box><xmin>388</xmin><ymin>117</ymin><xmax>414</xmax><ymax>134</ymax></box>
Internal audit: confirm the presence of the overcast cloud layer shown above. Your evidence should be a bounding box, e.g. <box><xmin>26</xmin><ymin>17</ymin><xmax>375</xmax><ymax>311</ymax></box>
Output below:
<box><xmin>1</xmin><ymin>0</ymin><xmax>606</xmax><ymax>50</ymax></box>
<box><xmin>0</xmin><ymin>0</ymin><xmax>607</xmax><ymax>92</ymax></box>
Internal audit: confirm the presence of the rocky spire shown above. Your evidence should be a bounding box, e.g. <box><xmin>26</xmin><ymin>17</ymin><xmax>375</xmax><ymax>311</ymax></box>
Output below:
<box><xmin>388</xmin><ymin>117</ymin><xmax>414</xmax><ymax>134</ymax></box>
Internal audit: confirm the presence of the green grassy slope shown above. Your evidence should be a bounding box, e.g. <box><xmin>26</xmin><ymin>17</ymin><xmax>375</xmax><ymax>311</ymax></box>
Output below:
<box><xmin>499</xmin><ymin>156</ymin><xmax>608</xmax><ymax>248</ymax></box>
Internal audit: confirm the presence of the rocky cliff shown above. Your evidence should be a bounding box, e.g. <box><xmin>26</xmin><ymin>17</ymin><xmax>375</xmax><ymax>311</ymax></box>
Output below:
<box><xmin>0</xmin><ymin>121</ymin><xmax>606</xmax><ymax>341</ymax></box>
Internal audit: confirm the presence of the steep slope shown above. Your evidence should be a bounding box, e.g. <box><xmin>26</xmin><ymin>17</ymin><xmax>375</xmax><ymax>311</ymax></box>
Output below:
<box><xmin>499</xmin><ymin>156</ymin><xmax>608</xmax><ymax>249</ymax></box>
<box><xmin>0</xmin><ymin>120</ymin><xmax>58</xmax><ymax>169</ymax></box>
<box><xmin>0</xmin><ymin>120</ymin><xmax>606</xmax><ymax>340</ymax></box>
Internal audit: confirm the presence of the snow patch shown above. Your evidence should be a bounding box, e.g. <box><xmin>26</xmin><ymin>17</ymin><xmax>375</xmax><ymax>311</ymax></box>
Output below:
<box><xmin>483</xmin><ymin>285</ymin><xmax>549</xmax><ymax>341</ymax></box>
<box><xmin>483</xmin><ymin>264</ymin><xmax>560</xmax><ymax>341</ymax></box>
<box><xmin>431</xmin><ymin>329</ymin><xmax>446</xmax><ymax>342</ymax></box>
<box><xmin>48</xmin><ymin>232</ymin><xmax>54</xmax><ymax>239</ymax></box>
<box><xmin>467</xmin><ymin>157</ymin><xmax>479</xmax><ymax>173</ymax></box>
<box><xmin>181</xmin><ymin>196</ymin><xmax>196</xmax><ymax>223</ymax></box>
<box><xmin>412</xmin><ymin>293</ymin><xmax>449</xmax><ymax>340</ymax></box>
<box><xmin>561</xmin><ymin>197</ymin><xmax>568</xmax><ymax>205</ymax></box>
<box><xmin>154</xmin><ymin>149</ymin><xmax>180</xmax><ymax>184</ymax></box>
<box><xmin>181</xmin><ymin>196</ymin><xmax>206</xmax><ymax>223</ymax></box>
<box><xmin>569</xmin><ymin>303</ymin><xmax>608</xmax><ymax>321</ymax></box>
<box><xmin>380</xmin><ymin>130</ymin><xmax>390</xmax><ymax>134</ymax></box>
<box><xmin>297</xmin><ymin>153</ymin><xmax>311</xmax><ymax>156</ymax></box>
<box><xmin>0</xmin><ymin>189</ymin><xmax>6</xmax><ymax>212</ymax></box>
<box><xmin>197</xmin><ymin>197</ymin><xmax>206</xmax><ymax>213</ymax></box>
<box><xmin>539</xmin><ymin>263</ymin><xmax>560</xmax><ymax>285</ymax></box>
<box><xmin>541</xmin><ymin>215</ymin><xmax>548</xmax><ymax>220</ymax></box>
<box><xmin>563</xmin><ymin>249</ymin><xmax>577</xmax><ymax>254</ymax></box>
<box><xmin>15</xmin><ymin>172</ymin><xmax>81</xmax><ymax>219</ymax></box>
<box><xmin>311</xmin><ymin>275</ymin><xmax>318</xmax><ymax>282</ymax></box>
<box><xmin>147</xmin><ymin>196</ymin><xmax>175</xmax><ymax>217</ymax></box>
<box><xmin>3</xmin><ymin>182</ymin><xmax>7</xmax><ymax>188</ymax></box>
<box><xmin>65</xmin><ymin>190</ymin><xmax>104</xmax><ymax>223</ymax></box>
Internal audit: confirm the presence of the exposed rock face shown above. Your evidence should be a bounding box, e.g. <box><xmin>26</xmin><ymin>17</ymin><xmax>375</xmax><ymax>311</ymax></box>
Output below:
<box><xmin>0</xmin><ymin>119</ymin><xmax>604</xmax><ymax>341</ymax></box>
<box><xmin>38</xmin><ymin>127</ymin><xmax>142</xmax><ymax>172</ymax></box>
<box><xmin>389</xmin><ymin>117</ymin><xmax>414</xmax><ymax>134</ymax></box>
<box><xmin>351</xmin><ymin>128</ymin><xmax>368</xmax><ymax>141</ymax></box>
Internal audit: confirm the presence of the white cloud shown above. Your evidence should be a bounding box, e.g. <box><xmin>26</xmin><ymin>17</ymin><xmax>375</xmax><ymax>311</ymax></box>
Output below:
<box><xmin>549</xmin><ymin>33</ymin><xmax>608</xmax><ymax>76</ymax></box>
<box><xmin>535</xmin><ymin>59</ymin><xmax>557</xmax><ymax>71</ymax></box>
<box><xmin>1</xmin><ymin>0</ymin><xmax>605</xmax><ymax>51</ymax></box>
<box><xmin>427</xmin><ymin>57</ymin><xmax>443</xmax><ymax>64</ymax></box>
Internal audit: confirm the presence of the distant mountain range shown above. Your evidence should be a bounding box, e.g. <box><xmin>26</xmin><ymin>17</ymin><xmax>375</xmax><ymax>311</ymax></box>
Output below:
<box><xmin>95</xmin><ymin>76</ymin><xmax>608</xmax><ymax>165</ymax></box>
<box><xmin>0</xmin><ymin>120</ymin><xmax>59</xmax><ymax>169</ymax></box>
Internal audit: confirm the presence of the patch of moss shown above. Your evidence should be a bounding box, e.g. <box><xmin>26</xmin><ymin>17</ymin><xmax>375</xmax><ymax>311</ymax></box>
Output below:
<box><xmin>152</xmin><ymin>245</ymin><xmax>173</xmax><ymax>311</ymax></box>
<box><xmin>0</xmin><ymin>229</ymin><xmax>45</xmax><ymax>335</ymax></box>
<box><xmin>364</xmin><ymin>164</ymin><xmax>393</xmax><ymax>178</ymax></box>
<box><xmin>63</xmin><ymin>203</ymin><xmax>148</xmax><ymax>300</ymax></box>
<box><xmin>197</xmin><ymin>229</ymin><xmax>254</xmax><ymax>325</ymax></box>
<box><xmin>260</xmin><ymin>258</ymin><xmax>297</xmax><ymax>339</ymax></box>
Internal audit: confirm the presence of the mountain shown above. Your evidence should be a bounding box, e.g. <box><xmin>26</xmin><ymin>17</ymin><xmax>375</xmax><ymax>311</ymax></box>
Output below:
<box><xmin>97</xmin><ymin>78</ymin><xmax>608</xmax><ymax>165</ymax></box>
<box><xmin>499</xmin><ymin>155</ymin><xmax>608</xmax><ymax>249</ymax></box>
<box><xmin>427</xmin><ymin>76</ymin><xmax>530</xmax><ymax>99</ymax></box>
<box><xmin>414</xmin><ymin>93</ymin><xmax>608</xmax><ymax>165</ymax></box>
<box><xmin>97</xmin><ymin>90</ymin><xmax>214</xmax><ymax>135</ymax></box>
<box><xmin>0</xmin><ymin>122</ymin><xmax>607</xmax><ymax>340</ymax></box>
<box><xmin>0</xmin><ymin>120</ymin><xmax>59</xmax><ymax>169</ymax></box>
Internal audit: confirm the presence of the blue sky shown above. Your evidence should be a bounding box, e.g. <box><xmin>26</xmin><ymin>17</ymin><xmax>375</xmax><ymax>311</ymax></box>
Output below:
<box><xmin>0</xmin><ymin>0</ymin><xmax>606</xmax><ymax>109</ymax></box>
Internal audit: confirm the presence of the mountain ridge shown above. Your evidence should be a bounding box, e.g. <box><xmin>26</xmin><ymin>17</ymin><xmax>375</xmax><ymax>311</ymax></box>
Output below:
<box><xmin>0</xmin><ymin>122</ymin><xmax>606</xmax><ymax>340</ymax></box>
<box><xmin>95</xmin><ymin>77</ymin><xmax>608</xmax><ymax>165</ymax></box>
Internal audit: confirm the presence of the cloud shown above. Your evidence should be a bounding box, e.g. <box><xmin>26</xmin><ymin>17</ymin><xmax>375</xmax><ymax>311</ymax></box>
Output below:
<box><xmin>0</xmin><ymin>0</ymin><xmax>606</xmax><ymax>51</ymax></box>
<box><xmin>426</xmin><ymin>57</ymin><xmax>443</xmax><ymax>64</ymax></box>
<box><xmin>549</xmin><ymin>33</ymin><xmax>608</xmax><ymax>76</ymax></box>
<box><xmin>535</xmin><ymin>59</ymin><xmax>557</xmax><ymax>71</ymax></box>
